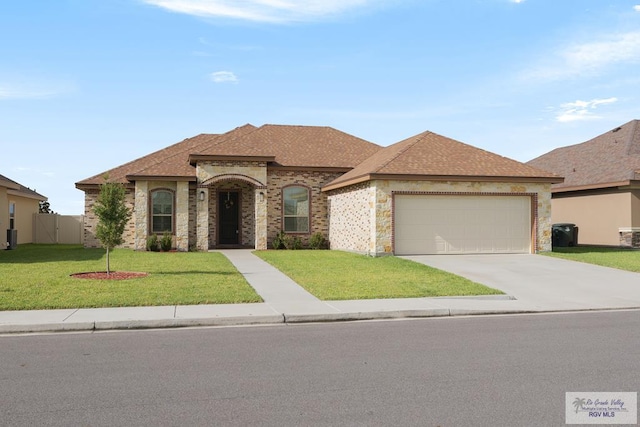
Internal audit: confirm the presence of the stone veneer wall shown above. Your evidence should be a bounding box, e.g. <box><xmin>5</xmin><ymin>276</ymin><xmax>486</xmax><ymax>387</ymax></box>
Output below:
<box><xmin>327</xmin><ymin>180</ymin><xmax>553</xmax><ymax>256</ymax></box>
<box><xmin>326</xmin><ymin>182</ymin><xmax>373</xmax><ymax>254</ymax></box>
<box><xmin>83</xmin><ymin>187</ymin><xmax>136</xmax><ymax>249</ymax></box>
<box><xmin>266</xmin><ymin>170</ymin><xmax>342</xmax><ymax>247</ymax></box>
<box><xmin>619</xmin><ymin>229</ymin><xmax>640</xmax><ymax>248</ymax></box>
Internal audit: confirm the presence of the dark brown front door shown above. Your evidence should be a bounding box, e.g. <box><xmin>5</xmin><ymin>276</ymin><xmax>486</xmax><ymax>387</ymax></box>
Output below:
<box><xmin>218</xmin><ymin>191</ymin><xmax>240</xmax><ymax>245</ymax></box>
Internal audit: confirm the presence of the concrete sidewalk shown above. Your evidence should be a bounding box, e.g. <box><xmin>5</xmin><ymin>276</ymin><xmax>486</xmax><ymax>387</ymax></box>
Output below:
<box><xmin>1</xmin><ymin>251</ymin><xmax>638</xmax><ymax>334</ymax></box>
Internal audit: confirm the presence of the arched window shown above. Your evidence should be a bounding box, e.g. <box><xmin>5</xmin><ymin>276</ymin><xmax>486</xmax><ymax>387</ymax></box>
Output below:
<box><xmin>283</xmin><ymin>186</ymin><xmax>309</xmax><ymax>233</ymax></box>
<box><xmin>151</xmin><ymin>189</ymin><xmax>174</xmax><ymax>233</ymax></box>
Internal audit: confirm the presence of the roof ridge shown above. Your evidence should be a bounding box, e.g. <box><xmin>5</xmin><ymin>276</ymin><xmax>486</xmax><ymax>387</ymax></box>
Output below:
<box><xmin>376</xmin><ymin>131</ymin><xmax>432</xmax><ymax>172</ymax></box>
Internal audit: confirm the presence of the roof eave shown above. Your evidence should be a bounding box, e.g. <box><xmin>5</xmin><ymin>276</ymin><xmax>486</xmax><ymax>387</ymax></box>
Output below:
<box><xmin>552</xmin><ymin>180</ymin><xmax>640</xmax><ymax>193</ymax></box>
<box><xmin>7</xmin><ymin>189</ymin><xmax>47</xmax><ymax>201</ymax></box>
<box><xmin>125</xmin><ymin>175</ymin><xmax>197</xmax><ymax>182</ymax></box>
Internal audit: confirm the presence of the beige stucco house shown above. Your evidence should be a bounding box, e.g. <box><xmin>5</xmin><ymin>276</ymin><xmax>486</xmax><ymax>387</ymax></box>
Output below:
<box><xmin>528</xmin><ymin>119</ymin><xmax>640</xmax><ymax>247</ymax></box>
<box><xmin>0</xmin><ymin>174</ymin><xmax>47</xmax><ymax>249</ymax></box>
<box><xmin>76</xmin><ymin>124</ymin><xmax>560</xmax><ymax>255</ymax></box>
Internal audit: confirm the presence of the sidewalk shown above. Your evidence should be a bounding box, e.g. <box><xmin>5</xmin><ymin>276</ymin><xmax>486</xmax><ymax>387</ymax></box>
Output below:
<box><xmin>0</xmin><ymin>251</ymin><xmax>636</xmax><ymax>334</ymax></box>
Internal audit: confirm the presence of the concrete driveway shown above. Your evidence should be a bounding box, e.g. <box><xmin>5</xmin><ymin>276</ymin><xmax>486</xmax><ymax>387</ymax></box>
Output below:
<box><xmin>402</xmin><ymin>254</ymin><xmax>640</xmax><ymax>311</ymax></box>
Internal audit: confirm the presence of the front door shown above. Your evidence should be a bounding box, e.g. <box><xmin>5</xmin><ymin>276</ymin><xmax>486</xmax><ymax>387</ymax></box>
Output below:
<box><xmin>218</xmin><ymin>191</ymin><xmax>240</xmax><ymax>245</ymax></box>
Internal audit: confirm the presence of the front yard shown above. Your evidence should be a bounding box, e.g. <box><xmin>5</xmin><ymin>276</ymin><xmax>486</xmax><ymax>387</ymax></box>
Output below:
<box><xmin>255</xmin><ymin>250</ymin><xmax>502</xmax><ymax>300</ymax></box>
<box><xmin>0</xmin><ymin>245</ymin><xmax>261</xmax><ymax>310</ymax></box>
<box><xmin>543</xmin><ymin>246</ymin><xmax>640</xmax><ymax>272</ymax></box>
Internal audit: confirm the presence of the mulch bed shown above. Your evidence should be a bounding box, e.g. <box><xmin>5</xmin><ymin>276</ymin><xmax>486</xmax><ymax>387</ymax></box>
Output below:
<box><xmin>71</xmin><ymin>271</ymin><xmax>148</xmax><ymax>280</ymax></box>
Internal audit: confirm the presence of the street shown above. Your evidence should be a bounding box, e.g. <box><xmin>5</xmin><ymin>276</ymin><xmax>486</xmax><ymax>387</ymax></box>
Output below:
<box><xmin>2</xmin><ymin>310</ymin><xmax>639</xmax><ymax>426</ymax></box>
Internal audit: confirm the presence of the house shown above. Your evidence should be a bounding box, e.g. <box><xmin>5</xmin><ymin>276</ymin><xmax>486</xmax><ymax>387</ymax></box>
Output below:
<box><xmin>527</xmin><ymin>119</ymin><xmax>640</xmax><ymax>247</ymax></box>
<box><xmin>76</xmin><ymin>124</ymin><xmax>561</xmax><ymax>255</ymax></box>
<box><xmin>0</xmin><ymin>174</ymin><xmax>48</xmax><ymax>249</ymax></box>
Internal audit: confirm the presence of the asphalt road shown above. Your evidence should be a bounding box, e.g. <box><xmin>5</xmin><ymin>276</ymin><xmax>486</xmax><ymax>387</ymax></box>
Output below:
<box><xmin>1</xmin><ymin>311</ymin><xmax>639</xmax><ymax>426</ymax></box>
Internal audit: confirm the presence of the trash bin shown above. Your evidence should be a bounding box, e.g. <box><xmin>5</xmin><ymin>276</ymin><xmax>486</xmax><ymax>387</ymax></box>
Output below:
<box><xmin>552</xmin><ymin>223</ymin><xmax>578</xmax><ymax>247</ymax></box>
<box><xmin>6</xmin><ymin>229</ymin><xmax>17</xmax><ymax>250</ymax></box>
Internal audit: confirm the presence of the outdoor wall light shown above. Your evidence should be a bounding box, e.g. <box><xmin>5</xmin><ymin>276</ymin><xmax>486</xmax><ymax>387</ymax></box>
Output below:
<box><xmin>259</xmin><ymin>191</ymin><xmax>265</xmax><ymax>202</ymax></box>
<box><xmin>199</xmin><ymin>190</ymin><xmax>205</xmax><ymax>201</ymax></box>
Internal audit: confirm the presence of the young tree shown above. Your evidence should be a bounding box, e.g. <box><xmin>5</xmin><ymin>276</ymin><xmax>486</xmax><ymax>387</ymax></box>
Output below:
<box><xmin>93</xmin><ymin>179</ymin><xmax>132</xmax><ymax>274</ymax></box>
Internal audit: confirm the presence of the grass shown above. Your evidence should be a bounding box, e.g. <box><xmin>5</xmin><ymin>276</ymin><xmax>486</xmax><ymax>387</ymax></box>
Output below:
<box><xmin>254</xmin><ymin>250</ymin><xmax>502</xmax><ymax>300</ymax></box>
<box><xmin>543</xmin><ymin>246</ymin><xmax>640</xmax><ymax>272</ymax></box>
<box><xmin>0</xmin><ymin>244</ymin><xmax>261</xmax><ymax>310</ymax></box>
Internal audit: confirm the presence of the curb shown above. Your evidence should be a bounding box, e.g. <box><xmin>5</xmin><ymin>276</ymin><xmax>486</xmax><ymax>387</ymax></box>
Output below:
<box><xmin>3</xmin><ymin>307</ymin><xmax>639</xmax><ymax>334</ymax></box>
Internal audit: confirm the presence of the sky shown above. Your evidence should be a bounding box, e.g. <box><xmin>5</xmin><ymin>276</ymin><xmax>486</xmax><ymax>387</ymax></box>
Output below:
<box><xmin>2</xmin><ymin>0</ymin><xmax>640</xmax><ymax>215</ymax></box>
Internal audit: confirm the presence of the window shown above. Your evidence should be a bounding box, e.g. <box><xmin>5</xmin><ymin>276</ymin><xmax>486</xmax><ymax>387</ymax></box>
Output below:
<box><xmin>283</xmin><ymin>186</ymin><xmax>309</xmax><ymax>233</ymax></box>
<box><xmin>9</xmin><ymin>202</ymin><xmax>15</xmax><ymax>229</ymax></box>
<box><xmin>151</xmin><ymin>190</ymin><xmax>173</xmax><ymax>233</ymax></box>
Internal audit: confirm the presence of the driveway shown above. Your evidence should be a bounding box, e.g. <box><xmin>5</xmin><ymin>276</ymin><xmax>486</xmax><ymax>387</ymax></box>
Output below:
<box><xmin>402</xmin><ymin>254</ymin><xmax>640</xmax><ymax>311</ymax></box>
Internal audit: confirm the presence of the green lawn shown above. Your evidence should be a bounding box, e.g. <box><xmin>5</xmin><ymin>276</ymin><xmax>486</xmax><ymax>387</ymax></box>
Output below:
<box><xmin>0</xmin><ymin>245</ymin><xmax>261</xmax><ymax>310</ymax></box>
<box><xmin>254</xmin><ymin>250</ymin><xmax>502</xmax><ymax>300</ymax></box>
<box><xmin>543</xmin><ymin>246</ymin><xmax>640</xmax><ymax>272</ymax></box>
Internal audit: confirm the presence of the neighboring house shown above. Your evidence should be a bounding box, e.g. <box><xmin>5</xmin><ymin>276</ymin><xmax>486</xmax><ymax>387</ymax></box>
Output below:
<box><xmin>528</xmin><ymin>119</ymin><xmax>640</xmax><ymax>247</ymax></box>
<box><xmin>76</xmin><ymin>124</ymin><xmax>560</xmax><ymax>255</ymax></box>
<box><xmin>0</xmin><ymin>174</ymin><xmax>48</xmax><ymax>249</ymax></box>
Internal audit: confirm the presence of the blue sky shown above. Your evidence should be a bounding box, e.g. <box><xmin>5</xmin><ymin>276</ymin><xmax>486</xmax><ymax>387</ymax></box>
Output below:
<box><xmin>2</xmin><ymin>0</ymin><xmax>640</xmax><ymax>214</ymax></box>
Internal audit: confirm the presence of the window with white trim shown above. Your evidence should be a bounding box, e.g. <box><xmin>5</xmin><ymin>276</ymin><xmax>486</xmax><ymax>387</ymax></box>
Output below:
<box><xmin>283</xmin><ymin>186</ymin><xmax>309</xmax><ymax>233</ymax></box>
<box><xmin>151</xmin><ymin>189</ymin><xmax>173</xmax><ymax>233</ymax></box>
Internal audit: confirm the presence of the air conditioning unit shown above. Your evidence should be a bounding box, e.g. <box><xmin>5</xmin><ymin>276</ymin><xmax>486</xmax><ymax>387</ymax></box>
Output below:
<box><xmin>7</xmin><ymin>229</ymin><xmax>17</xmax><ymax>250</ymax></box>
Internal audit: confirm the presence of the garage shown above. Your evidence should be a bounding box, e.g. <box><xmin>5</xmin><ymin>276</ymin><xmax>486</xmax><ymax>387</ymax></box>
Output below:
<box><xmin>394</xmin><ymin>194</ymin><xmax>532</xmax><ymax>255</ymax></box>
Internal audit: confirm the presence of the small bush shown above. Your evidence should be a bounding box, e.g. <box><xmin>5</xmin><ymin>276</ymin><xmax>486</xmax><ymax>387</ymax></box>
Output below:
<box><xmin>309</xmin><ymin>232</ymin><xmax>327</xmax><ymax>250</ymax></box>
<box><xmin>272</xmin><ymin>231</ymin><xmax>286</xmax><ymax>250</ymax></box>
<box><xmin>160</xmin><ymin>232</ymin><xmax>173</xmax><ymax>251</ymax></box>
<box><xmin>283</xmin><ymin>234</ymin><xmax>303</xmax><ymax>250</ymax></box>
<box><xmin>147</xmin><ymin>234</ymin><xmax>160</xmax><ymax>252</ymax></box>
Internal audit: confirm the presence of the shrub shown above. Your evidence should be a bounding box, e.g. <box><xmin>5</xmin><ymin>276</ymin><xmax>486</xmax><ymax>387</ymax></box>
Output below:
<box><xmin>147</xmin><ymin>234</ymin><xmax>160</xmax><ymax>252</ymax></box>
<box><xmin>283</xmin><ymin>234</ymin><xmax>303</xmax><ymax>250</ymax></box>
<box><xmin>309</xmin><ymin>232</ymin><xmax>327</xmax><ymax>250</ymax></box>
<box><xmin>160</xmin><ymin>232</ymin><xmax>173</xmax><ymax>251</ymax></box>
<box><xmin>272</xmin><ymin>231</ymin><xmax>286</xmax><ymax>250</ymax></box>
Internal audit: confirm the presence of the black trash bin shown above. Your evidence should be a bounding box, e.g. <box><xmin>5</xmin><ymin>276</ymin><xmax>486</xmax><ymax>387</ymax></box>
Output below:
<box><xmin>552</xmin><ymin>223</ymin><xmax>578</xmax><ymax>247</ymax></box>
<box><xmin>6</xmin><ymin>229</ymin><xmax>17</xmax><ymax>250</ymax></box>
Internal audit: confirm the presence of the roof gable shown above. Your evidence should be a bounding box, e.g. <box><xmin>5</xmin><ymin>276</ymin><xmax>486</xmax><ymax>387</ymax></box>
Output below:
<box><xmin>325</xmin><ymin>130</ymin><xmax>561</xmax><ymax>190</ymax></box>
<box><xmin>527</xmin><ymin>119</ymin><xmax>640</xmax><ymax>190</ymax></box>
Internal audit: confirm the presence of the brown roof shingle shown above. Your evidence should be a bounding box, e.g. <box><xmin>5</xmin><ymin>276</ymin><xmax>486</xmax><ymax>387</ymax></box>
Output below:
<box><xmin>0</xmin><ymin>174</ymin><xmax>47</xmax><ymax>200</ymax></box>
<box><xmin>75</xmin><ymin>124</ymin><xmax>257</xmax><ymax>186</ymax></box>
<box><xmin>325</xmin><ymin>130</ymin><xmax>561</xmax><ymax>190</ymax></box>
<box><xmin>193</xmin><ymin>124</ymin><xmax>382</xmax><ymax>168</ymax></box>
<box><xmin>527</xmin><ymin>119</ymin><xmax>640</xmax><ymax>190</ymax></box>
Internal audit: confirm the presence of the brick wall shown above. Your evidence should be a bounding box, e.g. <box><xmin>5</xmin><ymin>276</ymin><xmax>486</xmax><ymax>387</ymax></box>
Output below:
<box><xmin>266</xmin><ymin>170</ymin><xmax>342</xmax><ymax>248</ymax></box>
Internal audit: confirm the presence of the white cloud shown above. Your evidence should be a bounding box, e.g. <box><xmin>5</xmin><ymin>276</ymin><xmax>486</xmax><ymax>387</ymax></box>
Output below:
<box><xmin>210</xmin><ymin>71</ymin><xmax>238</xmax><ymax>83</ymax></box>
<box><xmin>634</xmin><ymin>5</ymin><xmax>640</xmax><ymax>12</ymax></box>
<box><xmin>523</xmin><ymin>31</ymin><xmax>640</xmax><ymax>81</ymax></box>
<box><xmin>510</xmin><ymin>0</ymin><xmax>525</xmax><ymax>3</ymax></box>
<box><xmin>555</xmin><ymin>97</ymin><xmax>617</xmax><ymax>122</ymax></box>
<box><xmin>0</xmin><ymin>85</ymin><xmax>62</xmax><ymax>100</ymax></box>
<box><xmin>142</xmin><ymin>0</ymin><xmax>378</xmax><ymax>23</ymax></box>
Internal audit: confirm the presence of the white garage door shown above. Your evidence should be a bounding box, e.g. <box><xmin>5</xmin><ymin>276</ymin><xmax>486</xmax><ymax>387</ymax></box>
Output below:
<box><xmin>394</xmin><ymin>195</ymin><xmax>531</xmax><ymax>255</ymax></box>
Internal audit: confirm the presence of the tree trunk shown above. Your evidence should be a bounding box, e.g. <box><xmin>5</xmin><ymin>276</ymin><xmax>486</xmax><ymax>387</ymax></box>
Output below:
<box><xmin>106</xmin><ymin>247</ymin><xmax>111</xmax><ymax>275</ymax></box>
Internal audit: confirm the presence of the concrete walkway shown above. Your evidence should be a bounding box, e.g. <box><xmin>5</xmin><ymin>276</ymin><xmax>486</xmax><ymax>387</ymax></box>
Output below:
<box><xmin>1</xmin><ymin>251</ymin><xmax>639</xmax><ymax>334</ymax></box>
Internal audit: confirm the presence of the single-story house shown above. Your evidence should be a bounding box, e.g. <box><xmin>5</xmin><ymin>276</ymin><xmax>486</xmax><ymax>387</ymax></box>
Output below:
<box><xmin>527</xmin><ymin>119</ymin><xmax>640</xmax><ymax>247</ymax></box>
<box><xmin>76</xmin><ymin>124</ymin><xmax>561</xmax><ymax>255</ymax></box>
<box><xmin>0</xmin><ymin>174</ymin><xmax>48</xmax><ymax>249</ymax></box>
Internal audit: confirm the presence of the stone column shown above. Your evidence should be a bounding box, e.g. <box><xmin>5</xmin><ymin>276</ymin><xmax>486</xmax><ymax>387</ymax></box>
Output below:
<box><xmin>175</xmin><ymin>181</ymin><xmax>189</xmax><ymax>251</ymax></box>
<box><xmin>134</xmin><ymin>181</ymin><xmax>149</xmax><ymax>251</ymax></box>
<box><xmin>255</xmin><ymin>188</ymin><xmax>267</xmax><ymax>250</ymax></box>
<box><xmin>196</xmin><ymin>187</ymin><xmax>209</xmax><ymax>251</ymax></box>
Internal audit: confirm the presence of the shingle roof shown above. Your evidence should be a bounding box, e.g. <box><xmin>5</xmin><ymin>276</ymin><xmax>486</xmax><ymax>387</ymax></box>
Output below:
<box><xmin>0</xmin><ymin>174</ymin><xmax>47</xmax><ymax>200</ymax></box>
<box><xmin>527</xmin><ymin>119</ymin><xmax>640</xmax><ymax>190</ymax></box>
<box><xmin>324</xmin><ymin>130</ymin><xmax>562</xmax><ymax>190</ymax></box>
<box><xmin>193</xmin><ymin>124</ymin><xmax>382</xmax><ymax>168</ymax></box>
<box><xmin>76</xmin><ymin>124</ymin><xmax>381</xmax><ymax>187</ymax></box>
<box><xmin>76</xmin><ymin>124</ymin><xmax>257</xmax><ymax>186</ymax></box>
